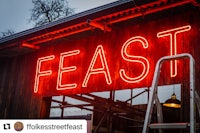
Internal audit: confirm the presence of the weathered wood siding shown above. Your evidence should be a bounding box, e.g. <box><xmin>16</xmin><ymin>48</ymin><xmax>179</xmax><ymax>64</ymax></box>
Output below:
<box><xmin>0</xmin><ymin>5</ymin><xmax>200</xmax><ymax>119</ymax></box>
<box><xmin>0</xmin><ymin>55</ymin><xmax>50</xmax><ymax>118</ymax></box>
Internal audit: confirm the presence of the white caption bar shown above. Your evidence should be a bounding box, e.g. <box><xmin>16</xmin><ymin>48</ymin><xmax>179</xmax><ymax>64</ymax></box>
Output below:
<box><xmin>0</xmin><ymin>119</ymin><xmax>87</xmax><ymax>133</ymax></box>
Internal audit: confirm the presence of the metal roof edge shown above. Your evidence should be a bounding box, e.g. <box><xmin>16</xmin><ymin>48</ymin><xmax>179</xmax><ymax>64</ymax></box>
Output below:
<box><xmin>0</xmin><ymin>0</ymin><xmax>132</xmax><ymax>45</ymax></box>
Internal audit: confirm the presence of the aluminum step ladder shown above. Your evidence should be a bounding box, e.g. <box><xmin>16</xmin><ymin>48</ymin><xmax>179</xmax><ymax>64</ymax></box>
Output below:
<box><xmin>142</xmin><ymin>53</ymin><xmax>200</xmax><ymax>133</ymax></box>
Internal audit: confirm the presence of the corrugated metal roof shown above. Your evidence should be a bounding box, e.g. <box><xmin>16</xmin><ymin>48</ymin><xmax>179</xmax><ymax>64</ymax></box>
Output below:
<box><xmin>0</xmin><ymin>0</ymin><xmax>133</xmax><ymax>45</ymax></box>
<box><xmin>0</xmin><ymin>0</ymin><xmax>198</xmax><ymax>57</ymax></box>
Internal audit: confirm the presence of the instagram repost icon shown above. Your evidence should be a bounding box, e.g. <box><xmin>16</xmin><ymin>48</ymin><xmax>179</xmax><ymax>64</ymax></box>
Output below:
<box><xmin>3</xmin><ymin>123</ymin><xmax>11</xmax><ymax>130</ymax></box>
<box><xmin>14</xmin><ymin>122</ymin><xmax>24</xmax><ymax>132</ymax></box>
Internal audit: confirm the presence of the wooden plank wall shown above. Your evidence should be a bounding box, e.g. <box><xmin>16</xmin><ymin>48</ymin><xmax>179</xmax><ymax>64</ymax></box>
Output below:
<box><xmin>0</xmin><ymin>5</ymin><xmax>200</xmax><ymax>121</ymax></box>
<box><xmin>0</xmin><ymin>55</ymin><xmax>50</xmax><ymax>118</ymax></box>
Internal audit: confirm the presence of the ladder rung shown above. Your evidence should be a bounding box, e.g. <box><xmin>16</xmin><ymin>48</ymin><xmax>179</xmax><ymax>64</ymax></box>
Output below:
<box><xmin>149</xmin><ymin>123</ymin><xmax>189</xmax><ymax>129</ymax></box>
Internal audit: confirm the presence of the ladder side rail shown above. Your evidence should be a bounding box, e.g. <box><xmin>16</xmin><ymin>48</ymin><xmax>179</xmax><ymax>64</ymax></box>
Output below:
<box><xmin>142</xmin><ymin>55</ymin><xmax>163</xmax><ymax>133</ymax></box>
<box><xmin>142</xmin><ymin>53</ymin><xmax>195</xmax><ymax>133</ymax></box>
<box><xmin>155</xmin><ymin>95</ymin><xmax>164</xmax><ymax>133</ymax></box>
<box><xmin>155</xmin><ymin>95</ymin><xmax>163</xmax><ymax>124</ymax></box>
<box><xmin>189</xmin><ymin>53</ymin><xmax>195</xmax><ymax>133</ymax></box>
<box><xmin>195</xmin><ymin>91</ymin><xmax>200</xmax><ymax>118</ymax></box>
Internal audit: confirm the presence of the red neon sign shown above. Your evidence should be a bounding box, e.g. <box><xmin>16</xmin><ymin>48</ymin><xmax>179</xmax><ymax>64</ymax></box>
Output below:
<box><xmin>119</xmin><ymin>36</ymin><xmax>150</xmax><ymax>83</ymax></box>
<box><xmin>157</xmin><ymin>25</ymin><xmax>191</xmax><ymax>77</ymax></box>
<box><xmin>34</xmin><ymin>55</ymin><xmax>55</xmax><ymax>93</ymax></box>
<box><xmin>82</xmin><ymin>45</ymin><xmax>112</xmax><ymax>87</ymax></box>
<box><xmin>57</xmin><ymin>50</ymin><xmax>80</xmax><ymax>90</ymax></box>
<box><xmin>33</xmin><ymin>25</ymin><xmax>191</xmax><ymax>95</ymax></box>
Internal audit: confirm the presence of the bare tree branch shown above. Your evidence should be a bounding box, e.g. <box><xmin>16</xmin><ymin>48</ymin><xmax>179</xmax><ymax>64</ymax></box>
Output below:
<box><xmin>30</xmin><ymin>0</ymin><xmax>74</xmax><ymax>27</ymax></box>
<box><xmin>0</xmin><ymin>30</ymin><xmax>15</xmax><ymax>38</ymax></box>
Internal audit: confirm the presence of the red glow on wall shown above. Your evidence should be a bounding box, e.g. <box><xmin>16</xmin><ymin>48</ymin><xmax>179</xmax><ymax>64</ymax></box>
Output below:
<box><xmin>82</xmin><ymin>45</ymin><xmax>112</xmax><ymax>87</ymax></box>
<box><xmin>157</xmin><ymin>25</ymin><xmax>191</xmax><ymax>77</ymax></box>
<box><xmin>33</xmin><ymin>24</ymin><xmax>192</xmax><ymax>95</ymax></box>
<box><xmin>34</xmin><ymin>55</ymin><xmax>55</xmax><ymax>93</ymax></box>
<box><xmin>57</xmin><ymin>50</ymin><xmax>80</xmax><ymax>90</ymax></box>
<box><xmin>119</xmin><ymin>36</ymin><xmax>150</xmax><ymax>83</ymax></box>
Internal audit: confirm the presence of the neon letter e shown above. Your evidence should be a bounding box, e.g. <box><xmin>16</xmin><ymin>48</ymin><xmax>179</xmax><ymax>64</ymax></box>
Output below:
<box><xmin>57</xmin><ymin>50</ymin><xmax>80</xmax><ymax>90</ymax></box>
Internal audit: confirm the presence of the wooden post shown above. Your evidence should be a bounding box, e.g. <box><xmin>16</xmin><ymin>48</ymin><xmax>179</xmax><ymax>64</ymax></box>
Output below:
<box><xmin>40</xmin><ymin>97</ymin><xmax>52</xmax><ymax>118</ymax></box>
